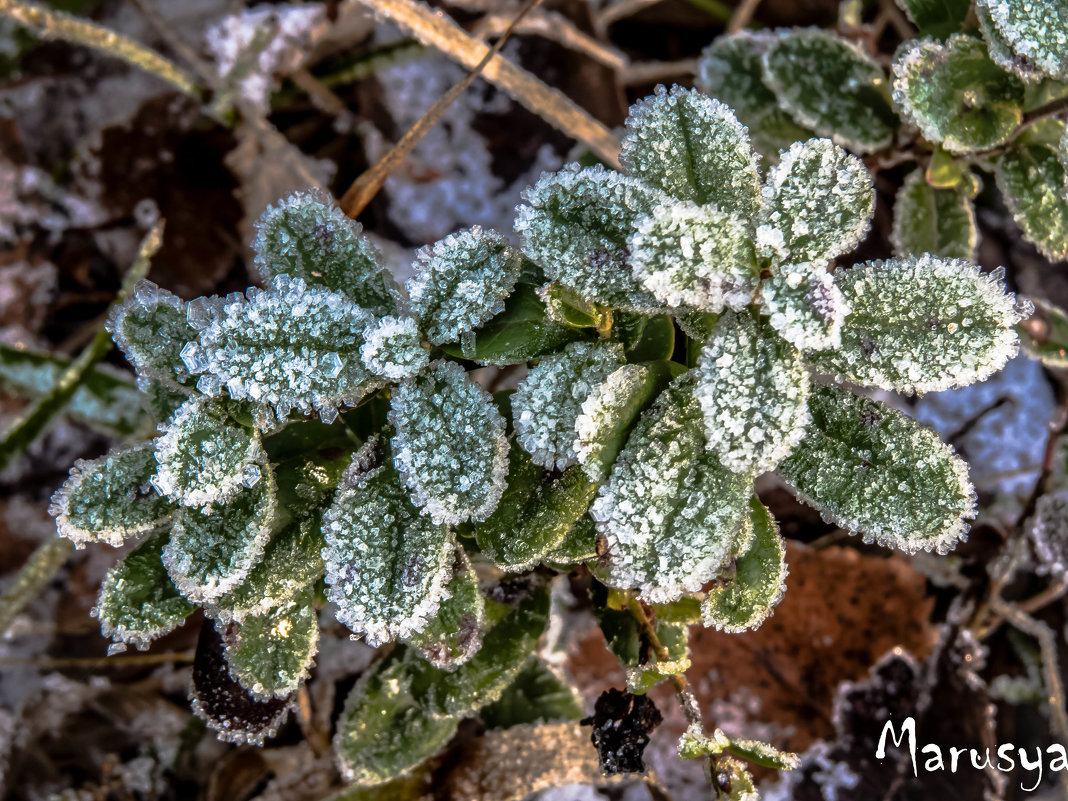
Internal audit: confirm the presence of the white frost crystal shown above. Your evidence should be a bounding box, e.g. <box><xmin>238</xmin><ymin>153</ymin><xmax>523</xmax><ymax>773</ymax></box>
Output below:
<box><xmin>152</xmin><ymin>396</ymin><xmax>265</xmax><ymax>510</ymax></box>
<box><xmin>390</xmin><ymin>360</ymin><xmax>509</xmax><ymax>524</ymax></box>
<box><xmin>779</xmin><ymin>384</ymin><xmax>976</xmax><ymax>554</ymax></box>
<box><xmin>977</xmin><ymin>0</ymin><xmax>1068</xmax><ymax>81</ymax></box>
<box><xmin>359</xmin><ymin>315</ymin><xmax>428</xmax><ymax>380</ymax></box>
<box><xmin>813</xmin><ymin>255</ymin><xmax>1028</xmax><ymax>394</ymax></box>
<box><xmin>188</xmin><ymin>274</ymin><xmax>381</xmax><ymax>423</ymax></box>
<box><xmin>1029</xmin><ymin>489</ymin><xmax>1068</xmax><ymax>577</ymax></box>
<box><xmin>407</xmin><ymin>226</ymin><xmax>522</xmax><ymax>346</ymax></box>
<box><xmin>574</xmin><ymin>363</ymin><xmax>657</xmax><ymax>481</ymax></box>
<box><xmin>322</xmin><ymin>462</ymin><xmax>455</xmax><ymax>646</ymax></box>
<box><xmin>758</xmin><ymin>138</ymin><xmax>874</xmax><ymax>265</ymax></box>
<box><xmin>759</xmin><ymin>261</ymin><xmax>849</xmax><ymax>351</ymax></box>
<box><xmin>514</xmin><ymin>164</ymin><xmax>667</xmax><ymax>311</ymax></box>
<box><xmin>163</xmin><ymin>465</ymin><xmax>276</xmax><ymax>604</ymax></box>
<box><xmin>591</xmin><ymin>376</ymin><xmax>751</xmax><ymax>602</ymax></box>
<box><xmin>620</xmin><ymin>84</ymin><xmax>761</xmax><ymax>219</ymax></box>
<box><xmin>512</xmin><ymin>341</ymin><xmax>626</xmax><ymax>471</ymax></box>
<box><xmin>629</xmin><ymin>202</ymin><xmax>757</xmax><ymax>311</ymax></box>
<box><xmin>694</xmin><ymin>312</ymin><xmax>810</xmax><ymax>474</ymax></box>
<box><xmin>50</xmin><ymin>442</ymin><xmax>173</xmax><ymax>548</ymax></box>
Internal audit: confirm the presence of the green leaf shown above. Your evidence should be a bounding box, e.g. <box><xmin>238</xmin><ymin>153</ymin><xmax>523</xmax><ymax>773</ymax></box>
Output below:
<box><xmin>404</xmin><ymin>548</ymin><xmax>486</xmax><ymax>669</ymax></box>
<box><xmin>253</xmin><ymin>189</ymin><xmax>400</xmax><ymax>315</ymax></box>
<box><xmin>224</xmin><ymin>590</ymin><xmax>319</xmax><ymax>699</ymax></box>
<box><xmin>778</xmin><ymin>384</ymin><xmax>976</xmax><ymax>554</ymax></box>
<box><xmin>537</xmin><ymin>282</ymin><xmax>604</xmax><ymax>329</ymax></box>
<box><xmin>322</xmin><ymin>460</ymin><xmax>455</xmax><ymax>645</ymax></box>
<box><xmin>390</xmin><ymin>360</ymin><xmax>509</xmax><ymax>524</ymax></box>
<box><xmin>408</xmin><ymin>226</ymin><xmax>523</xmax><ymax>347</ymax></box>
<box><xmin>895</xmin><ymin>0</ymin><xmax>973</xmax><ymax>37</ymax></box>
<box><xmin>140</xmin><ymin>378</ymin><xmax>192</xmax><ymax>426</ymax></box>
<box><xmin>762</xmin><ymin>28</ymin><xmax>898</xmax><ymax>153</ymax></box>
<box><xmin>614</xmin><ymin>313</ymin><xmax>676</xmax><ymax>362</ymax></box>
<box><xmin>107</xmin><ymin>280</ymin><xmax>198</xmax><ymax>387</ymax></box>
<box><xmin>701</xmin><ymin>497</ymin><xmax>787</xmax><ymax>633</ymax></box>
<box><xmin>514</xmin><ymin>164</ymin><xmax>667</xmax><ymax>312</ymax></box>
<box><xmin>478</xmin><ymin>657</ymin><xmax>583</xmax><ymax>728</ymax></box>
<box><xmin>712</xmin><ymin>756</ymin><xmax>758</xmax><ymax>801</ymax></box>
<box><xmin>725</xmin><ymin>737</ymin><xmax>801</xmax><ymax>770</ymax></box>
<box><xmin>359</xmin><ymin>315</ymin><xmax>428</xmax><ymax>381</ymax></box>
<box><xmin>96</xmin><ymin>532</ymin><xmax>195</xmax><ymax>650</ymax></box>
<box><xmin>975</xmin><ymin>1</ymin><xmax>1041</xmax><ymax>82</ymax></box>
<box><xmin>759</xmin><ymin>262</ymin><xmax>849</xmax><ymax>352</ymax></box>
<box><xmin>0</xmin><ymin>342</ymin><xmax>143</xmax><ymax>436</ymax></box>
<box><xmin>512</xmin><ymin>341</ymin><xmax>625</xmax><ymax>471</ymax></box>
<box><xmin>474</xmin><ymin>447</ymin><xmax>598</xmax><ymax>571</ymax></box>
<box><xmin>185</xmin><ymin>274</ymin><xmax>382</xmax><ymax>425</ymax></box>
<box><xmin>334</xmin><ymin>647</ymin><xmax>461</xmax><ymax>786</ymax></box>
<box><xmin>812</xmin><ymin>254</ymin><xmax>1027</xmax><ymax>394</ymax></box>
<box><xmin>677</xmin><ymin>725</ymin><xmax>730</xmax><ymax>759</ymax></box>
<box><xmin>50</xmin><ymin>442</ymin><xmax>174</xmax><ymax>548</ymax></box>
<box><xmin>996</xmin><ymin>143</ymin><xmax>1068</xmax><ymax>261</ymax></box>
<box><xmin>629</xmin><ymin>202</ymin><xmax>758</xmax><ymax>312</ymax></box>
<box><xmin>975</xmin><ymin>0</ymin><xmax>1068</xmax><ymax>82</ymax></box>
<box><xmin>423</xmin><ymin>580</ymin><xmax>551</xmax><ymax>717</ymax></box>
<box><xmin>438</xmin><ymin>283</ymin><xmax>582</xmax><ymax>366</ymax></box>
<box><xmin>695</xmin><ymin>312</ymin><xmax>810</xmax><ymax>474</ymax></box>
<box><xmin>1019</xmin><ymin>296</ymin><xmax>1068</xmax><ymax>368</ymax></box>
<box><xmin>590</xmin><ymin>376</ymin><xmax>752</xmax><ymax>602</ymax></box>
<box><xmin>152</xmin><ymin>396</ymin><xmax>266</xmax><ymax>509</ymax></box>
<box><xmin>696</xmin><ymin>32</ymin><xmax>814</xmax><ymax>157</ymax></box>
<box><xmin>892</xmin><ymin>34</ymin><xmax>1025</xmax><ymax>154</ymax></box>
<box><xmin>891</xmin><ymin>167</ymin><xmax>978</xmax><ymax>261</ymax></box>
<box><xmin>164</xmin><ymin>465</ymin><xmax>277</xmax><ymax>603</ymax></box>
<box><xmin>574</xmin><ymin>361</ymin><xmax>676</xmax><ymax>482</ymax></box>
<box><xmin>542</xmin><ymin>515</ymin><xmax>599</xmax><ymax>566</ymax></box>
<box><xmin>757</xmin><ymin>138</ymin><xmax>875</xmax><ymax>265</ymax></box>
<box><xmin>620</xmin><ymin>84</ymin><xmax>761</xmax><ymax>218</ymax></box>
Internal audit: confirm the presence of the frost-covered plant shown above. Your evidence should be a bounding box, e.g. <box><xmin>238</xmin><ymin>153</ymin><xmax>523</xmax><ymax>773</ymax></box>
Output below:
<box><xmin>697</xmin><ymin>0</ymin><xmax>1068</xmax><ymax>263</ymax></box>
<box><xmin>48</xmin><ymin>84</ymin><xmax>1027</xmax><ymax>791</ymax></box>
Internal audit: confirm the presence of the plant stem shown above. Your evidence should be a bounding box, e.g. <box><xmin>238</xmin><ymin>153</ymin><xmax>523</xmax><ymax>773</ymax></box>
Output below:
<box><xmin>0</xmin><ymin>222</ymin><xmax>163</xmax><ymax>472</ymax></box>
<box><xmin>726</xmin><ymin>0</ymin><xmax>762</xmax><ymax>34</ymax></box>
<box><xmin>0</xmin><ymin>0</ymin><xmax>201</xmax><ymax>99</ymax></box>
<box><xmin>0</xmin><ymin>537</ymin><xmax>74</xmax><ymax>637</ymax></box>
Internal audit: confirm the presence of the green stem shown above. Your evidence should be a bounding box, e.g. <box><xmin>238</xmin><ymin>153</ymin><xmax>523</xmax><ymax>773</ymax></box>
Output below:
<box><xmin>0</xmin><ymin>222</ymin><xmax>163</xmax><ymax>472</ymax></box>
<box><xmin>0</xmin><ymin>537</ymin><xmax>74</xmax><ymax>636</ymax></box>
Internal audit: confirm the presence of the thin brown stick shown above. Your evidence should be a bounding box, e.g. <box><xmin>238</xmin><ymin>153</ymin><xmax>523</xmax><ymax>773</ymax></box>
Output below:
<box><xmin>474</xmin><ymin>10</ymin><xmax>628</xmax><ymax>72</ymax></box>
<box><xmin>0</xmin><ymin>650</ymin><xmax>196</xmax><ymax>668</ymax></box>
<box><xmin>339</xmin><ymin>0</ymin><xmax>544</xmax><ymax>217</ymax></box>
<box><xmin>726</xmin><ymin>0</ymin><xmax>761</xmax><ymax>34</ymax></box>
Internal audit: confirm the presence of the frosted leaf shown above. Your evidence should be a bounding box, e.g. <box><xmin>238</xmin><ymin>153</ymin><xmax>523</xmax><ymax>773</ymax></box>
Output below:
<box><xmin>590</xmin><ymin>376</ymin><xmax>751</xmax><ymax>602</ymax></box>
<box><xmin>694</xmin><ymin>312</ymin><xmax>811</xmax><ymax>474</ymax></box>
<box><xmin>762</xmin><ymin>28</ymin><xmax>898</xmax><ymax>154</ymax></box>
<box><xmin>139</xmin><ymin>377</ymin><xmax>192</xmax><ymax>426</ymax></box>
<box><xmin>976</xmin><ymin>0</ymin><xmax>1068</xmax><ymax>81</ymax></box>
<box><xmin>891</xmin><ymin>35</ymin><xmax>1025</xmax><ymax>154</ymax></box>
<box><xmin>722</xmin><ymin>736</ymin><xmax>801</xmax><ymax>770</ymax></box>
<box><xmin>224</xmin><ymin>590</ymin><xmax>319</xmax><ymax>700</ymax></box>
<box><xmin>322</xmin><ymin>461</ymin><xmax>455</xmax><ymax>645</ymax></box>
<box><xmin>778</xmin><ymin>384</ymin><xmax>976</xmax><ymax>554</ymax></box>
<box><xmin>474</xmin><ymin>447</ymin><xmax>598</xmax><ymax>572</ymax></box>
<box><xmin>164</xmin><ymin>465</ymin><xmax>276</xmax><ymax>604</ymax></box>
<box><xmin>359</xmin><ymin>315</ymin><xmax>428</xmax><ymax>380</ymax></box>
<box><xmin>514</xmin><ymin>164</ymin><xmax>667</xmax><ymax>312</ymax></box>
<box><xmin>629</xmin><ymin>202</ymin><xmax>757</xmax><ymax>311</ymax></box>
<box><xmin>1029</xmin><ymin>489</ymin><xmax>1068</xmax><ymax>577</ymax></box>
<box><xmin>512</xmin><ymin>341</ymin><xmax>626</xmax><ymax>471</ymax></box>
<box><xmin>253</xmin><ymin>189</ymin><xmax>400</xmax><ymax>315</ymax></box>
<box><xmin>478</xmin><ymin>657</ymin><xmax>583</xmax><ymax>728</ymax></box>
<box><xmin>106</xmin><ymin>280</ymin><xmax>198</xmax><ymax>387</ymax></box>
<box><xmin>620</xmin><ymin>84</ymin><xmax>761</xmax><ymax>219</ymax></box>
<box><xmin>696</xmin><ymin>32</ymin><xmax>813</xmax><ymax>157</ymax></box>
<box><xmin>152</xmin><ymin>396</ymin><xmax>265</xmax><ymax>509</ymax></box>
<box><xmin>537</xmin><ymin>282</ymin><xmax>603</xmax><ymax>329</ymax></box>
<box><xmin>50</xmin><ymin>442</ymin><xmax>173</xmax><ymax>548</ymax></box>
<box><xmin>812</xmin><ymin>254</ymin><xmax>1027</xmax><ymax>394</ymax></box>
<box><xmin>191</xmin><ymin>621</ymin><xmax>293</xmax><ymax>747</ymax></box>
<box><xmin>627</xmin><ymin>621</ymin><xmax>691</xmax><ymax>694</ymax></box>
<box><xmin>404</xmin><ymin>547</ymin><xmax>486</xmax><ymax>669</ymax></box>
<box><xmin>95</xmin><ymin>532</ymin><xmax>195</xmax><ymax>650</ymax></box>
<box><xmin>190</xmin><ymin>274</ymin><xmax>381</xmax><ymax>423</ymax></box>
<box><xmin>891</xmin><ymin>167</ymin><xmax>978</xmax><ymax>261</ymax></box>
<box><xmin>543</xmin><ymin>515</ymin><xmax>599</xmax><ymax>566</ymax></box>
<box><xmin>701</xmin><ymin>497</ymin><xmax>787</xmax><ymax>633</ymax></box>
<box><xmin>759</xmin><ymin>262</ymin><xmax>849</xmax><ymax>352</ymax></box>
<box><xmin>895</xmin><ymin>0</ymin><xmax>972</xmax><ymax>35</ymax></box>
<box><xmin>390</xmin><ymin>360</ymin><xmax>509</xmax><ymax>524</ymax></box>
<box><xmin>423</xmin><ymin>579</ymin><xmax>551</xmax><ymax>717</ymax></box>
<box><xmin>996</xmin><ymin>143</ymin><xmax>1068</xmax><ymax>261</ymax></box>
<box><xmin>407</xmin><ymin>226</ymin><xmax>522</xmax><ymax>346</ymax></box>
<box><xmin>574</xmin><ymin>361</ymin><xmax>675</xmax><ymax>482</ymax></box>
<box><xmin>758</xmin><ymin>138</ymin><xmax>875</xmax><ymax>265</ymax></box>
<box><xmin>333</xmin><ymin>647</ymin><xmax>460</xmax><ymax>786</ymax></box>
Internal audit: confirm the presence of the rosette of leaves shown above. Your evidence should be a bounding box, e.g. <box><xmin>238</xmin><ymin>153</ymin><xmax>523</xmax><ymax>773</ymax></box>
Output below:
<box><xmin>46</xmin><ymin>86</ymin><xmax>1027</xmax><ymax>788</ymax></box>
